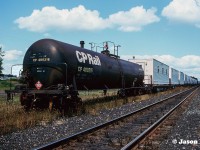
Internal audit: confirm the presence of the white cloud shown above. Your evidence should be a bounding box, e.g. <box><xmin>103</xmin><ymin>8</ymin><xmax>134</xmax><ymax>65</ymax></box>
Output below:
<box><xmin>162</xmin><ymin>0</ymin><xmax>200</xmax><ymax>27</ymax></box>
<box><xmin>15</xmin><ymin>5</ymin><xmax>159</xmax><ymax>32</ymax></box>
<box><xmin>15</xmin><ymin>5</ymin><xmax>110</xmax><ymax>32</ymax></box>
<box><xmin>109</xmin><ymin>6</ymin><xmax>160</xmax><ymax>32</ymax></box>
<box><xmin>121</xmin><ymin>54</ymin><xmax>200</xmax><ymax>80</ymax></box>
<box><xmin>4</xmin><ymin>50</ymin><xmax>23</xmax><ymax>61</ymax></box>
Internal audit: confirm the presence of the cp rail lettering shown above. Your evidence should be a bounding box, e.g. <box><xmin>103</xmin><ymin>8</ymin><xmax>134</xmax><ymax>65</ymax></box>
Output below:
<box><xmin>76</xmin><ymin>50</ymin><xmax>101</xmax><ymax>66</ymax></box>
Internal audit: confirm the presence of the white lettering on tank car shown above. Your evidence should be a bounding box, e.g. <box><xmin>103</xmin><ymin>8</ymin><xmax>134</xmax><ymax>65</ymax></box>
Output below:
<box><xmin>76</xmin><ymin>50</ymin><xmax>101</xmax><ymax>66</ymax></box>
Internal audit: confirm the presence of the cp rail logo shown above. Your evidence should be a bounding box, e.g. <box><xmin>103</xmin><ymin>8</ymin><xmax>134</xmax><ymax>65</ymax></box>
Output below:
<box><xmin>76</xmin><ymin>50</ymin><xmax>101</xmax><ymax>66</ymax></box>
<box><xmin>35</xmin><ymin>81</ymin><xmax>43</xmax><ymax>90</ymax></box>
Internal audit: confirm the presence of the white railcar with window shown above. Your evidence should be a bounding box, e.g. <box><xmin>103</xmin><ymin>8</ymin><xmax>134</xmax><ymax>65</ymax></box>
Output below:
<box><xmin>184</xmin><ymin>74</ymin><xmax>189</xmax><ymax>84</ymax></box>
<box><xmin>131</xmin><ymin>59</ymin><xmax>169</xmax><ymax>85</ymax></box>
<box><xmin>179</xmin><ymin>71</ymin><xmax>184</xmax><ymax>85</ymax></box>
<box><xmin>169</xmin><ymin>67</ymin><xmax>179</xmax><ymax>85</ymax></box>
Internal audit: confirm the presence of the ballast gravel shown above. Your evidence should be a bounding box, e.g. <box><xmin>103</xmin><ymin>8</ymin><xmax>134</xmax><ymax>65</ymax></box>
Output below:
<box><xmin>160</xmin><ymin>88</ymin><xmax>200</xmax><ymax>150</ymax></box>
<box><xmin>0</xmin><ymin>90</ymin><xmax>196</xmax><ymax>150</ymax></box>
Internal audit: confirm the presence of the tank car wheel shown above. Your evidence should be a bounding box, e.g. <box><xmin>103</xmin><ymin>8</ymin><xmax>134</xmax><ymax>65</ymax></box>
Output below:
<box><xmin>49</xmin><ymin>98</ymin><xmax>53</xmax><ymax>112</ymax></box>
<box><xmin>117</xmin><ymin>89</ymin><xmax>126</xmax><ymax>97</ymax></box>
<box><xmin>24</xmin><ymin>98</ymin><xmax>33</xmax><ymax>111</ymax></box>
<box><xmin>138</xmin><ymin>89</ymin><xmax>143</xmax><ymax>95</ymax></box>
<box><xmin>146</xmin><ymin>88</ymin><xmax>152</xmax><ymax>94</ymax></box>
<box><xmin>59</xmin><ymin>97</ymin><xmax>69</xmax><ymax>116</ymax></box>
<box><xmin>59</xmin><ymin>97</ymin><xmax>78</xmax><ymax>116</ymax></box>
<box><xmin>20</xmin><ymin>92</ymin><xmax>34</xmax><ymax>111</ymax></box>
<box><xmin>133</xmin><ymin>89</ymin><xmax>137</xmax><ymax>96</ymax></box>
<box><xmin>74</xmin><ymin>98</ymin><xmax>84</xmax><ymax>115</ymax></box>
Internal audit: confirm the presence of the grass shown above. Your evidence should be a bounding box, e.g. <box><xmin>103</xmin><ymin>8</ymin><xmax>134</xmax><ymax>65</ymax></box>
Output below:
<box><xmin>0</xmin><ymin>89</ymin><xmax>117</xmax><ymax>135</ymax></box>
<box><xmin>84</xmin><ymin>86</ymin><xmax>190</xmax><ymax>115</ymax></box>
<box><xmin>0</xmin><ymin>80</ymin><xmax>13</xmax><ymax>90</ymax></box>
<box><xmin>79</xmin><ymin>89</ymin><xmax>118</xmax><ymax>101</ymax></box>
<box><xmin>0</xmin><ymin>86</ymin><xmax>190</xmax><ymax>135</ymax></box>
<box><xmin>0</xmin><ymin>80</ymin><xmax>60</xmax><ymax>135</ymax></box>
<box><xmin>0</xmin><ymin>96</ymin><xmax>60</xmax><ymax>135</ymax></box>
<box><xmin>0</xmin><ymin>79</ymin><xmax>19</xmax><ymax>90</ymax></box>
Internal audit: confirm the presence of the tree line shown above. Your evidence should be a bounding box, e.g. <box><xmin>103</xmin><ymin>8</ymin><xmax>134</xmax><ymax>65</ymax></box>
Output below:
<box><xmin>0</xmin><ymin>46</ymin><xmax>4</xmax><ymax>74</ymax></box>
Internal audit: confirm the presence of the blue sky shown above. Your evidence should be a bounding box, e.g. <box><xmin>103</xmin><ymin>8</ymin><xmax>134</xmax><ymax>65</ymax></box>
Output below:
<box><xmin>0</xmin><ymin>0</ymin><xmax>200</xmax><ymax>79</ymax></box>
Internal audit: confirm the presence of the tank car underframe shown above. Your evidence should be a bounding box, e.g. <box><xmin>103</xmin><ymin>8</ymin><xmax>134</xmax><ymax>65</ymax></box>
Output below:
<box><xmin>117</xmin><ymin>86</ymin><xmax>151</xmax><ymax>97</ymax></box>
<box><xmin>17</xmin><ymin>62</ymin><xmax>83</xmax><ymax>114</ymax></box>
<box><xmin>18</xmin><ymin>87</ymin><xmax>83</xmax><ymax>115</ymax></box>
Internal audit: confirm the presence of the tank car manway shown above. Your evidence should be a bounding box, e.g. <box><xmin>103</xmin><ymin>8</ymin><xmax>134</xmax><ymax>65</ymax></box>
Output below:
<box><xmin>34</xmin><ymin>87</ymin><xmax>198</xmax><ymax>150</ymax></box>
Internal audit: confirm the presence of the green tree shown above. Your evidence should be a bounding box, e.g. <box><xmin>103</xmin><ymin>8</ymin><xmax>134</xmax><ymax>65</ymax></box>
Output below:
<box><xmin>0</xmin><ymin>46</ymin><xmax>4</xmax><ymax>74</ymax></box>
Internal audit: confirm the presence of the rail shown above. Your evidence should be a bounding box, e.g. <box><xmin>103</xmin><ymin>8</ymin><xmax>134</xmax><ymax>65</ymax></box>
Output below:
<box><xmin>121</xmin><ymin>86</ymin><xmax>198</xmax><ymax>150</ymax></box>
<box><xmin>33</xmin><ymin>86</ymin><xmax>197</xmax><ymax>150</ymax></box>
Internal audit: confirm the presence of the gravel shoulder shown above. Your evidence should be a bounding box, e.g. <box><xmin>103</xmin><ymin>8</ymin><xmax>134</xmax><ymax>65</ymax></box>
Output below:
<box><xmin>160</xmin><ymin>88</ymin><xmax>200</xmax><ymax>150</ymax></box>
<box><xmin>0</xmin><ymin>90</ymin><xmax>193</xmax><ymax>150</ymax></box>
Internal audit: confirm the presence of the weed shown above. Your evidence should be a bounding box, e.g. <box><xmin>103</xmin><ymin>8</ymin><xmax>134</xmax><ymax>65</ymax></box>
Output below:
<box><xmin>0</xmin><ymin>98</ymin><xmax>60</xmax><ymax>135</ymax></box>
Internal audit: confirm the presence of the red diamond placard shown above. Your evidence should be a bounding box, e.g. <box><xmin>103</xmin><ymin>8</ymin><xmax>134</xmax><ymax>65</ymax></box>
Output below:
<box><xmin>35</xmin><ymin>81</ymin><xmax>43</xmax><ymax>90</ymax></box>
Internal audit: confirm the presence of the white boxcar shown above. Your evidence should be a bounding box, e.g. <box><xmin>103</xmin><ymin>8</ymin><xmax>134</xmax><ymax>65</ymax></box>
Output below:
<box><xmin>179</xmin><ymin>71</ymin><xmax>184</xmax><ymax>85</ymax></box>
<box><xmin>188</xmin><ymin>76</ymin><xmax>192</xmax><ymax>84</ymax></box>
<box><xmin>169</xmin><ymin>67</ymin><xmax>179</xmax><ymax>85</ymax></box>
<box><xmin>184</xmin><ymin>74</ymin><xmax>189</xmax><ymax>84</ymax></box>
<box><xmin>131</xmin><ymin>59</ymin><xmax>169</xmax><ymax>85</ymax></box>
<box><xmin>190</xmin><ymin>76</ymin><xmax>198</xmax><ymax>84</ymax></box>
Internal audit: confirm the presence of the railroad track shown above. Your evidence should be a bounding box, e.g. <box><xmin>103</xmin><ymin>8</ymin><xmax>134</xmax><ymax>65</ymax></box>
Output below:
<box><xmin>34</xmin><ymin>86</ymin><xmax>198</xmax><ymax>150</ymax></box>
<box><xmin>122</xmin><ymin>86</ymin><xmax>199</xmax><ymax>150</ymax></box>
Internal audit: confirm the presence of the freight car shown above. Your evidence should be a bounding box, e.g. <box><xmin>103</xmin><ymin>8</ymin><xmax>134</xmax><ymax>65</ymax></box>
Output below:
<box><xmin>16</xmin><ymin>39</ymin><xmax>144</xmax><ymax>113</ymax></box>
<box><xmin>131</xmin><ymin>58</ymin><xmax>198</xmax><ymax>88</ymax></box>
<box><xmin>131</xmin><ymin>59</ymin><xmax>169</xmax><ymax>85</ymax></box>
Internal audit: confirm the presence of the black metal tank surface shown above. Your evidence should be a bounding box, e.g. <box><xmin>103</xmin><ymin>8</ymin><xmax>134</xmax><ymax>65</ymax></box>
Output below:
<box><xmin>18</xmin><ymin>39</ymin><xmax>145</xmax><ymax>113</ymax></box>
<box><xmin>23</xmin><ymin>39</ymin><xmax>144</xmax><ymax>90</ymax></box>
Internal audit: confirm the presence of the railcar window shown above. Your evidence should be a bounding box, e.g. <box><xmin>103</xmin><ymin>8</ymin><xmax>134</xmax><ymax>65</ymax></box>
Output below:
<box><xmin>157</xmin><ymin>66</ymin><xmax>159</xmax><ymax>73</ymax></box>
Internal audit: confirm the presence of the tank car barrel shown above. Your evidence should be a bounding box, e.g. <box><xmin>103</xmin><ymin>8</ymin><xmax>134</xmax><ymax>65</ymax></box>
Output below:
<box><xmin>20</xmin><ymin>39</ymin><xmax>144</xmax><ymax>113</ymax></box>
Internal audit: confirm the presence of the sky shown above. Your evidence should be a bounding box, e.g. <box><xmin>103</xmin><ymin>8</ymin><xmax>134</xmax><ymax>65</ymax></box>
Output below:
<box><xmin>0</xmin><ymin>0</ymin><xmax>200</xmax><ymax>80</ymax></box>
